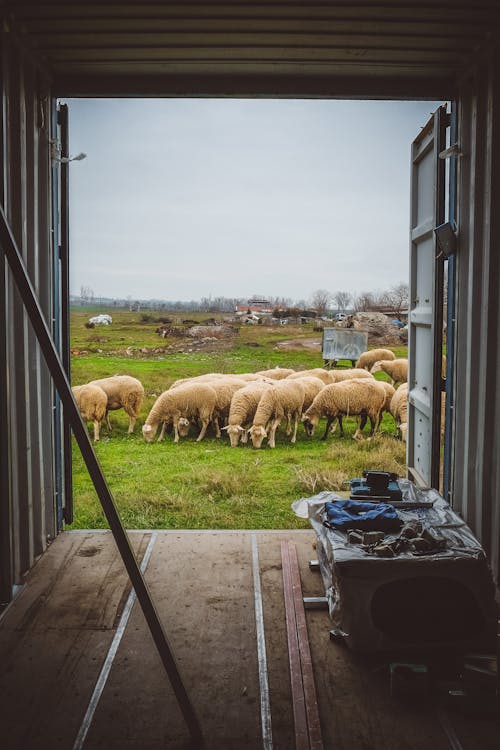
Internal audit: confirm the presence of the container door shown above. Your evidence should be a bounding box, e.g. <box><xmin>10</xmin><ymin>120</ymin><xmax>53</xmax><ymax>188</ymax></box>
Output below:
<box><xmin>407</xmin><ymin>105</ymin><xmax>448</xmax><ymax>488</ymax></box>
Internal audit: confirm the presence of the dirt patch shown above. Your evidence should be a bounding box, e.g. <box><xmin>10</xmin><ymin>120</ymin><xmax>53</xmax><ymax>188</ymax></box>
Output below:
<box><xmin>275</xmin><ymin>338</ymin><xmax>322</xmax><ymax>352</ymax></box>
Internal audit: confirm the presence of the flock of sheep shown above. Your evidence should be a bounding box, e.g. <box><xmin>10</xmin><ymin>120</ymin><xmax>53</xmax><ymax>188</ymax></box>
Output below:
<box><xmin>72</xmin><ymin>347</ymin><xmax>410</xmax><ymax>448</ymax></box>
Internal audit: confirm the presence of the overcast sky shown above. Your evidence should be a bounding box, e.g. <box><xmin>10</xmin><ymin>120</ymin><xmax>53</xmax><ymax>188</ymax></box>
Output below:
<box><xmin>66</xmin><ymin>98</ymin><xmax>442</xmax><ymax>304</ymax></box>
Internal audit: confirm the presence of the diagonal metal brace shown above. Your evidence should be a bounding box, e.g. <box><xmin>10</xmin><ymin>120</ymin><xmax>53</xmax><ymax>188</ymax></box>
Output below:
<box><xmin>0</xmin><ymin>205</ymin><xmax>204</xmax><ymax>746</ymax></box>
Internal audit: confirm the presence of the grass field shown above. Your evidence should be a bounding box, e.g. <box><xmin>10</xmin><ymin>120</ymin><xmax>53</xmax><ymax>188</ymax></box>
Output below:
<box><xmin>70</xmin><ymin>308</ymin><xmax>407</xmax><ymax>530</ymax></box>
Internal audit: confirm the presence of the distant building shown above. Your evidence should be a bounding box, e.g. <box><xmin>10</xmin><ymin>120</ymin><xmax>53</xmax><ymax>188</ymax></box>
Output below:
<box><xmin>235</xmin><ymin>296</ymin><xmax>281</xmax><ymax>317</ymax></box>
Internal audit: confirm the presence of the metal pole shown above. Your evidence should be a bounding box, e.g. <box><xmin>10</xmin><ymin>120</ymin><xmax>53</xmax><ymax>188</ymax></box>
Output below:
<box><xmin>0</xmin><ymin>205</ymin><xmax>204</xmax><ymax>746</ymax></box>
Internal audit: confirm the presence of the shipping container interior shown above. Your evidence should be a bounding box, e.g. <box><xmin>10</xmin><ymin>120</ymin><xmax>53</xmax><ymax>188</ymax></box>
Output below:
<box><xmin>1</xmin><ymin>3</ymin><xmax>499</xmax><ymax>748</ymax></box>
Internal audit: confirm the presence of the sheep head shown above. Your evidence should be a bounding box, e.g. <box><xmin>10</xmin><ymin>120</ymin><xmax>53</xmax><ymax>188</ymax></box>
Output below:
<box><xmin>370</xmin><ymin>361</ymin><xmax>383</xmax><ymax>374</ymax></box>
<box><xmin>142</xmin><ymin>423</ymin><xmax>157</xmax><ymax>443</ymax></box>
<box><xmin>249</xmin><ymin>425</ymin><xmax>267</xmax><ymax>448</ymax></box>
<box><xmin>301</xmin><ymin>413</ymin><xmax>318</xmax><ymax>436</ymax></box>
<box><xmin>222</xmin><ymin>424</ymin><xmax>245</xmax><ymax>447</ymax></box>
<box><xmin>177</xmin><ymin>417</ymin><xmax>190</xmax><ymax>437</ymax></box>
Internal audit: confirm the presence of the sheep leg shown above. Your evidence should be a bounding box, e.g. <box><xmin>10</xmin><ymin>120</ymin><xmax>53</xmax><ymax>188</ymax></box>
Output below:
<box><xmin>368</xmin><ymin>411</ymin><xmax>379</xmax><ymax>437</ymax></box>
<box><xmin>105</xmin><ymin>411</ymin><xmax>112</xmax><ymax>432</ymax></box>
<box><xmin>285</xmin><ymin>414</ymin><xmax>292</xmax><ymax>436</ymax></box>
<box><xmin>127</xmin><ymin>415</ymin><xmax>136</xmax><ymax>434</ymax></box>
<box><xmin>93</xmin><ymin>420</ymin><xmax>100</xmax><ymax>442</ymax></box>
<box><xmin>321</xmin><ymin>417</ymin><xmax>334</xmax><ymax>440</ymax></box>
<box><xmin>268</xmin><ymin>419</ymin><xmax>280</xmax><ymax>448</ymax></box>
<box><xmin>157</xmin><ymin>421</ymin><xmax>167</xmax><ymax>442</ymax></box>
<box><xmin>290</xmin><ymin>413</ymin><xmax>299</xmax><ymax>444</ymax></box>
<box><xmin>173</xmin><ymin>420</ymin><xmax>180</xmax><ymax>443</ymax></box>
<box><xmin>197</xmin><ymin>418</ymin><xmax>209</xmax><ymax>441</ymax></box>
<box><xmin>353</xmin><ymin>413</ymin><xmax>366</xmax><ymax>441</ymax></box>
<box><xmin>212</xmin><ymin>417</ymin><xmax>221</xmax><ymax>438</ymax></box>
<box><xmin>329</xmin><ymin>418</ymin><xmax>338</xmax><ymax>434</ymax></box>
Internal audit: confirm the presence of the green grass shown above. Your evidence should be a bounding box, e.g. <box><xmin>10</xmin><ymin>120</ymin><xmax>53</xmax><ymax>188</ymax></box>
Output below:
<box><xmin>71</xmin><ymin>420</ymin><xmax>406</xmax><ymax>530</ymax></box>
<box><xmin>69</xmin><ymin>307</ymin><xmax>408</xmax><ymax>530</ymax></box>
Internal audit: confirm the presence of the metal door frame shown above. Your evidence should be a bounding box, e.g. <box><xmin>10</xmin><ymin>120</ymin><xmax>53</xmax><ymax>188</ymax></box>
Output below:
<box><xmin>408</xmin><ymin>105</ymin><xmax>447</xmax><ymax>488</ymax></box>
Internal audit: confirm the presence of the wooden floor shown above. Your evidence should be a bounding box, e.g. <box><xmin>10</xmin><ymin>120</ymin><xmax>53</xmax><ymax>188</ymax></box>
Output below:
<box><xmin>0</xmin><ymin>530</ymin><xmax>497</xmax><ymax>750</ymax></box>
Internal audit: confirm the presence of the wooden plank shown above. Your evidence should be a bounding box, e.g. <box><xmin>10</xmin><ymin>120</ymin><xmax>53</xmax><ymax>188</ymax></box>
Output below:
<box><xmin>286</xmin><ymin>541</ymin><xmax>324</xmax><ymax>750</ymax></box>
<box><xmin>281</xmin><ymin>540</ymin><xmax>310</xmax><ymax>750</ymax></box>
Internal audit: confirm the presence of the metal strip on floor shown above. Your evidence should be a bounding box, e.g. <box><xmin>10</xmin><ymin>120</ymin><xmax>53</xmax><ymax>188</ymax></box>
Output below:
<box><xmin>73</xmin><ymin>532</ymin><xmax>158</xmax><ymax>750</ymax></box>
<box><xmin>251</xmin><ymin>534</ymin><xmax>273</xmax><ymax>750</ymax></box>
<box><xmin>281</xmin><ymin>540</ymin><xmax>324</xmax><ymax>750</ymax></box>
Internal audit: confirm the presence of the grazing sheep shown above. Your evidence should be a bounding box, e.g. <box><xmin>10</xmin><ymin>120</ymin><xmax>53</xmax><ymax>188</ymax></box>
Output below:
<box><xmin>202</xmin><ymin>377</ymin><xmax>247</xmax><ymax>436</ymax></box>
<box><xmin>390</xmin><ymin>382</ymin><xmax>409</xmax><ymax>441</ymax></box>
<box><xmin>72</xmin><ymin>384</ymin><xmax>107</xmax><ymax>442</ymax></box>
<box><xmin>325</xmin><ymin>379</ymin><xmax>394</xmax><ymax>438</ymax></box>
<box><xmin>370</xmin><ymin>358</ymin><xmax>408</xmax><ymax>386</ymax></box>
<box><xmin>142</xmin><ymin>383</ymin><xmax>217</xmax><ymax>443</ymax></box>
<box><xmin>302</xmin><ymin>379</ymin><xmax>387</xmax><ymax>441</ymax></box>
<box><xmin>170</xmin><ymin>372</ymin><xmax>233</xmax><ymax>389</ymax></box>
<box><xmin>380</xmin><ymin>381</ymin><xmax>396</xmax><ymax>415</ymax></box>
<box><xmin>222</xmin><ymin>381</ymin><xmax>274</xmax><ymax>447</ymax></box>
<box><xmin>249</xmin><ymin>380</ymin><xmax>305</xmax><ymax>448</ymax></box>
<box><xmin>329</xmin><ymin>368</ymin><xmax>374</xmax><ymax>382</ymax></box>
<box><xmin>88</xmin><ymin>375</ymin><xmax>144</xmax><ymax>433</ymax></box>
<box><xmin>286</xmin><ymin>368</ymin><xmax>334</xmax><ymax>385</ymax></box>
<box><xmin>295</xmin><ymin>376</ymin><xmax>326</xmax><ymax>411</ymax></box>
<box><xmin>355</xmin><ymin>348</ymin><xmax>396</xmax><ymax>371</ymax></box>
<box><xmin>255</xmin><ymin>367</ymin><xmax>296</xmax><ymax>380</ymax></box>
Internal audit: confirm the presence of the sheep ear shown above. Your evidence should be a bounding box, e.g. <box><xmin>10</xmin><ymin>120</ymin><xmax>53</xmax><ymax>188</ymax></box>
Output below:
<box><xmin>142</xmin><ymin>424</ymin><xmax>152</xmax><ymax>433</ymax></box>
<box><xmin>221</xmin><ymin>425</ymin><xmax>230</xmax><ymax>431</ymax></box>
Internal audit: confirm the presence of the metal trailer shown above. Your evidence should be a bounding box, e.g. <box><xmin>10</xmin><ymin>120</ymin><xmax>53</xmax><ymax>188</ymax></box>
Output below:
<box><xmin>322</xmin><ymin>328</ymin><xmax>368</xmax><ymax>368</ymax></box>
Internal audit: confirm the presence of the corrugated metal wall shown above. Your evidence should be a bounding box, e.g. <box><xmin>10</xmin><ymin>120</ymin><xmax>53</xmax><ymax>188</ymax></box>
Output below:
<box><xmin>0</xmin><ymin>29</ymin><xmax>62</xmax><ymax>603</ymax></box>
<box><xmin>452</xmin><ymin>46</ymin><xmax>500</xmax><ymax>586</ymax></box>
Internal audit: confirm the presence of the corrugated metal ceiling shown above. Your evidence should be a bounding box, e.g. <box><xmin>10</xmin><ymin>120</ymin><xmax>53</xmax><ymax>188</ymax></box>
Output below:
<box><xmin>4</xmin><ymin>2</ymin><xmax>499</xmax><ymax>97</ymax></box>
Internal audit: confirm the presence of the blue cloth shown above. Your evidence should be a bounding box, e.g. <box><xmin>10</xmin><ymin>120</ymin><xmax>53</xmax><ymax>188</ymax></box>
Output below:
<box><xmin>324</xmin><ymin>499</ymin><xmax>402</xmax><ymax>531</ymax></box>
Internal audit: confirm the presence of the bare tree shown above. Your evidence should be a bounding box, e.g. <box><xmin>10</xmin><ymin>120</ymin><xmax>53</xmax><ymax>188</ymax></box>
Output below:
<box><xmin>80</xmin><ymin>285</ymin><xmax>94</xmax><ymax>305</ymax></box>
<box><xmin>385</xmin><ymin>282</ymin><xmax>409</xmax><ymax>317</ymax></box>
<box><xmin>353</xmin><ymin>291</ymin><xmax>376</xmax><ymax>312</ymax></box>
<box><xmin>334</xmin><ymin>290</ymin><xmax>352</xmax><ymax>312</ymax></box>
<box><xmin>310</xmin><ymin>289</ymin><xmax>332</xmax><ymax>316</ymax></box>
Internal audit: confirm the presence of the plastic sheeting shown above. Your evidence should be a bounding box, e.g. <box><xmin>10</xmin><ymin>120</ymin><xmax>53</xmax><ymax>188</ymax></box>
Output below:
<box><xmin>293</xmin><ymin>481</ymin><xmax>496</xmax><ymax>653</ymax></box>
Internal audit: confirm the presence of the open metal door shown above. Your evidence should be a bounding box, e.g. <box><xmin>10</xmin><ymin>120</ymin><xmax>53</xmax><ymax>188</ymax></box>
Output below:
<box><xmin>408</xmin><ymin>105</ymin><xmax>448</xmax><ymax>488</ymax></box>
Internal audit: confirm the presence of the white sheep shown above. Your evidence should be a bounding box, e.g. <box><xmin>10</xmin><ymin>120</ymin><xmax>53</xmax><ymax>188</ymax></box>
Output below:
<box><xmin>72</xmin><ymin>384</ymin><xmax>107</xmax><ymax>442</ymax></box>
<box><xmin>294</xmin><ymin>376</ymin><xmax>325</xmax><ymax>411</ymax></box>
<box><xmin>370</xmin><ymin>358</ymin><xmax>408</xmax><ymax>386</ymax></box>
<box><xmin>88</xmin><ymin>375</ymin><xmax>144</xmax><ymax>433</ymax></box>
<box><xmin>142</xmin><ymin>383</ymin><xmax>217</xmax><ymax>443</ymax></box>
<box><xmin>390</xmin><ymin>382</ymin><xmax>409</xmax><ymax>441</ymax></box>
<box><xmin>203</xmin><ymin>377</ymin><xmax>247</xmax><ymax>436</ymax></box>
<box><xmin>249</xmin><ymin>380</ymin><xmax>305</xmax><ymax>448</ymax></box>
<box><xmin>331</xmin><ymin>379</ymin><xmax>395</xmax><ymax>438</ymax></box>
<box><xmin>355</xmin><ymin>348</ymin><xmax>396</xmax><ymax>371</ymax></box>
<box><xmin>169</xmin><ymin>372</ymin><xmax>233</xmax><ymax>389</ymax></box>
<box><xmin>302</xmin><ymin>379</ymin><xmax>387</xmax><ymax>441</ymax></box>
<box><xmin>380</xmin><ymin>381</ymin><xmax>397</xmax><ymax>415</ymax></box>
<box><xmin>222</xmin><ymin>381</ymin><xmax>274</xmax><ymax>447</ymax></box>
<box><xmin>255</xmin><ymin>367</ymin><xmax>296</xmax><ymax>380</ymax></box>
<box><xmin>286</xmin><ymin>368</ymin><xmax>334</xmax><ymax>385</ymax></box>
<box><xmin>329</xmin><ymin>368</ymin><xmax>374</xmax><ymax>382</ymax></box>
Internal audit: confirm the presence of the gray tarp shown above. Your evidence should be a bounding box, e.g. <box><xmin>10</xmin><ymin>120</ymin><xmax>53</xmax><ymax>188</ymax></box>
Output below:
<box><xmin>293</xmin><ymin>481</ymin><xmax>496</xmax><ymax>652</ymax></box>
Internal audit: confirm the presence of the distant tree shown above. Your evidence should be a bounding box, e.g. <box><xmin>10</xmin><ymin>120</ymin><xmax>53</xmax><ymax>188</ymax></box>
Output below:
<box><xmin>385</xmin><ymin>282</ymin><xmax>409</xmax><ymax>318</ymax></box>
<box><xmin>334</xmin><ymin>290</ymin><xmax>352</xmax><ymax>312</ymax></box>
<box><xmin>80</xmin><ymin>285</ymin><xmax>94</xmax><ymax>305</ymax></box>
<box><xmin>310</xmin><ymin>289</ymin><xmax>332</xmax><ymax>316</ymax></box>
<box><xmin>353</xmin><ymin>291</ymin><xmax>376</xmax><ymax>312</ymax></box>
